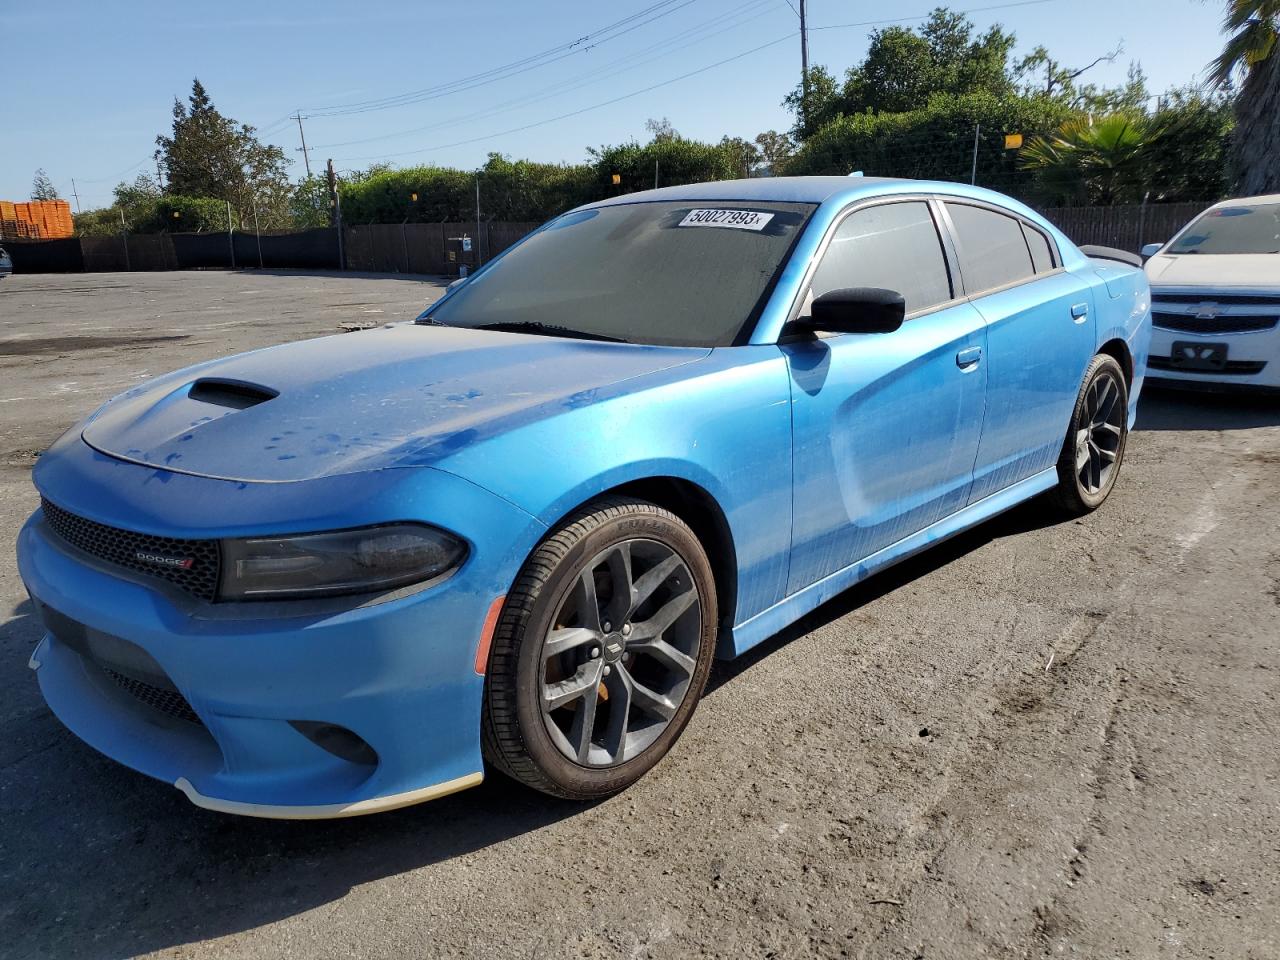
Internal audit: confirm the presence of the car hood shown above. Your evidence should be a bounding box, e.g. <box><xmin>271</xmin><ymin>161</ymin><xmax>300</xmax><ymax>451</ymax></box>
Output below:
<box><xmin>1146</xmin><ymin>253</ymin><xmax>1280</xmax><ymax>291</ymax></box>
<box><xmin>81</xmin><ymin>324</ymin><xmax>710</xmax><ymax>482</ymax></box>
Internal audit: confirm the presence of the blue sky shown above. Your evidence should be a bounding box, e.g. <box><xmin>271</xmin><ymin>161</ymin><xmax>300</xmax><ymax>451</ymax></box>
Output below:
<box><xmin>1</xmin><ymin>0</ymin><xmax>1228</xmax><ymax>209</ymax></box>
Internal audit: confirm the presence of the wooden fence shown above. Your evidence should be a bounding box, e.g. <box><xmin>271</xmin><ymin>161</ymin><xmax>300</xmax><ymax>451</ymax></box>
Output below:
<box><xmin>1037</xmin><ymin>202</ymin><xmax>1210</xmax><ymax>252</ymax></box>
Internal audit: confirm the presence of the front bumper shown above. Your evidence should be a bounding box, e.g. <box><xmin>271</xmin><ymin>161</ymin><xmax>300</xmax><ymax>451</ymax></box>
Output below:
<box><xmin>17</xmin><ymin>446</ymin><xmax>544</xmax><ymax>817</ymax></box>
<box><xmin>1147</xmin><ymin>299</ymin><xmax>1280</xmax><ymax>391</ymax></box>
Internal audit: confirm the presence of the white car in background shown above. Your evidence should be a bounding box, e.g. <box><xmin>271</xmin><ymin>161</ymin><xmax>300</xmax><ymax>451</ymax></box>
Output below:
<box><xmin>0</xmin><ymin>245</ymin><xmax>12</xmax><ymax>278</ymax></box>
<box><xmin>1143</xmin><ymin>194</ymin><xmax>1280</xmax><ymax>393</ymax></box>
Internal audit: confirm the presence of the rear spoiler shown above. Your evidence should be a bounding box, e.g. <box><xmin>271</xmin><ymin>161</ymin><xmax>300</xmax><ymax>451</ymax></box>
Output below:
<box><xmin>1079</xmin><ymin>245</ymin><xmax>1143</xmax><ymax>268</ymax></box>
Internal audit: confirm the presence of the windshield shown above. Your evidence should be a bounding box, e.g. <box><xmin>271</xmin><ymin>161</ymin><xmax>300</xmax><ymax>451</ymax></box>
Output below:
<box><xmin>1166</xmin><ymin>202</ymin><xmax>1280</xmax><ymax>255</ymax></box>
<box><xmin>421</xmin><ymin>200</ymin><xmax>814</xmax><ymax>346</ymax></box>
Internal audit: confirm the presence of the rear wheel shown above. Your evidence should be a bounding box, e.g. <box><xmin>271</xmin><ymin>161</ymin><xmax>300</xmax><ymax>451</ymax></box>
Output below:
<box><xmin>481</xmin><ymin>497</ymin><xmax>717</xmax><ymax>799</ymax></box>
<box><xmin>1050</xmin><ymin>354</ymin><xmax>1129</xmax><ymax>515</ymax></box>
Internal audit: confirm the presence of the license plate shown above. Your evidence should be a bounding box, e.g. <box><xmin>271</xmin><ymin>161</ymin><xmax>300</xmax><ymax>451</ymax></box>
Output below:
<box><xmin>1169</xmin><ymin>341</ymin><xmax>1229</xmax><ymax>371</ymax></box>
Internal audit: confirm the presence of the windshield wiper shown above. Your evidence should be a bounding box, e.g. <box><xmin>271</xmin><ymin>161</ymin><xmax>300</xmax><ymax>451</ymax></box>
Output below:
<box><xmin>476</xmin><ymin>320</ymin><xmax>629</xmax><ymax>343</ymax></box>
<box><xmin>414</xmin><ymin>316</ymin><xmax>452</xmax><ymax>327</ymax></box>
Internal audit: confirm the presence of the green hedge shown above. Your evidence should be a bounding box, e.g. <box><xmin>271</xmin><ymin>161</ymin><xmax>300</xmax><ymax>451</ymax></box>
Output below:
<box><xmin>785</xmin><ymin>92</ymin><xmax>1073</xmax><ymax>197</ymax></box>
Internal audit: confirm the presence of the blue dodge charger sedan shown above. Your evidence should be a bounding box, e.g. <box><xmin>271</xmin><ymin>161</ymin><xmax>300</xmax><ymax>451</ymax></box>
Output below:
<box><xmin>18</xmin><ymin>177</ymin><xmax>1151</xmax><ymax>817</ymax></box>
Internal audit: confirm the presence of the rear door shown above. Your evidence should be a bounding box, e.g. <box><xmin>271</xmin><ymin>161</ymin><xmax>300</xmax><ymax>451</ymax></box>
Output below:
<box><xmin>940</xmin><ymin>202</ymin><xmax>1095</xmax><ymax>502</ymax></box>
<box><xmin>784</xmin><ymin>198</ymin><xmax>988</xmax><ymax>593</ymax></box>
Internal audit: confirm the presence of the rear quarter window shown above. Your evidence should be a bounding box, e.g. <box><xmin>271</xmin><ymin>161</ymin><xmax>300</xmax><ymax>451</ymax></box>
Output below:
<box><xmin>1022</xmin><ymin>223</ymin><xmax>1057</xmax><ymax>274</ymax></box>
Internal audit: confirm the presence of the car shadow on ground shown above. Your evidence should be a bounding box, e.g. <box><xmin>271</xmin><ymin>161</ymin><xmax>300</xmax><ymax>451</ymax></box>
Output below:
<box><xmin>1136</xmin><ymin>383</ymin><xmax>1280</xmax><ymax>431</ymax></box>
<box><xmin>705</xmin><ymin>494</ymin><xmax>1070</xmax><ymax>694</ymax></box>
<box><xmin>1</xmin><ymin>496</ymin><xmax>1072</xmax><ymax>959</ymax></box>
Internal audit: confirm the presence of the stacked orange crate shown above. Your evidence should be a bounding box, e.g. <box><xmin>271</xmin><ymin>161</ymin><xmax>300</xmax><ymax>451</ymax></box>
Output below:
<box><xmin>0</xmin><ymin>200</ymin><xmax>16</xmax><ymax>240</ymax></box>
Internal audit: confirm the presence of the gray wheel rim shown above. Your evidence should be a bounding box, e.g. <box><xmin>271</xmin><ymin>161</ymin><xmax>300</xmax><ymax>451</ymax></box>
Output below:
<box><xmin>1075</xmin><ymin>371</ymin><xmax>1124</xmax><ymax>495</ymax></box>
<box><xmin>539</xmin><ymin>538</ymin><xmax>701</xmax><ymax>768</ymax></box>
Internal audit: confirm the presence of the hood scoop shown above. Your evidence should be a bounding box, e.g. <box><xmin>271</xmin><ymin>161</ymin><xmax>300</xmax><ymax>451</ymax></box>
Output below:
<box><xmin>187</xmin><ymin>378</ymin><xmax>278</xmax><ymax>410</ymax></box>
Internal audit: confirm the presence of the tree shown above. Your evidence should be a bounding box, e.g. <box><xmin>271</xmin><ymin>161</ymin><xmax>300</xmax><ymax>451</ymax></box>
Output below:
<box><xmin>754</xmin><ymin>130</ymin><xmax>796</xmax><ymax>173</ymax></box>
<box><xmin>31</xmin><ymin>168</ymin><xmax>59</xmax><ymax>200</ymax></box>
<box><xmin>839</xmin><ymin>10</ymin><xmax>1017</xmax><ymax>114</ymax></box>
<box><xmin>1019</xmin><ymin>114</ymin><xmax>1157</xmax><ymax>204</ymax></box>
<box><xmin>1015</xmin><ymin>42</ymin><xmax>1125</xmax><ymax>104</ymax></box>
<box><xmin>719</xmin><ymin>136</ymin><xmax>761</xmax><ymax>177</ymax></box>
<box><xmin>1208</xmin><ymin>1</ymin><xmax>1280</xmax><ymax>194</ymax></box>
<box><xmin>111</xmin><ymin>173</ymin><xmax>163</xmax><ymax>228</ymax></box>
<box><xmin>644</xmin><ymin>117</ymin><xmax>679</xmax><ymax>143</ymax></box>
<box><xmin>782</xmin><ymin>65</ymin><xmax>841</xmax><ymax>140</ymax></box>
<box><xmin>155</xmin><ymin>78</ymin><xmax>292</xmax><ymax>228</ymax></box>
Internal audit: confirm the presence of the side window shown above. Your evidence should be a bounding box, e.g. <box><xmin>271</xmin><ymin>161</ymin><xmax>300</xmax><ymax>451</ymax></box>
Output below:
<box><xmin>1022</xmin><ymin>222</ymin><xmax>1057</xmax><ymax>274</ymax></box>
<box><xmin>808</xmin><ymin>201</ymin><xmax>952</xmax><ymax>316</ymax></box>
<box><xmin>945</xmin><ymin>202</ymin><xmax>1035</xmax><ymax>293</ymax></box>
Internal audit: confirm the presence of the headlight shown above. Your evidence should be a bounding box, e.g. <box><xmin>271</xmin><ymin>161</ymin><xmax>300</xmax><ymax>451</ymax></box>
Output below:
<box><xmin>218</xmin><ymin>524</ymin><xmax>466</xmax><ymax>601</ymax></box>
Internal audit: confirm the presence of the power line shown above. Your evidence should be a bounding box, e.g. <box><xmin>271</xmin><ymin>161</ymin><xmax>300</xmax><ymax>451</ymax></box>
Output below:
<box><xmin>307</xmin><ymin>0</ymin><xmax>782</xmax><ymax>151</ymax></box>
<box><xmin>303</xmin><ymin>0</ymin><xmax>699</xmax><ymax>118</ymax></box>
<box><xmin>334</xmin><ymin>32</ymin><xmax>799</xmax><ymax>163</ymax></box>
<box><xmin>811</xmin><ymin>0</ymin><xmax>1055</xmax><ymax>31</ymax></box>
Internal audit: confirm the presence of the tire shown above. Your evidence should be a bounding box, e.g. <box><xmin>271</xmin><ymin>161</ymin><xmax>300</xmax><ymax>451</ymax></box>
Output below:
<box><xmin>1049</xmin><ymin>354</ymin><xmax>1129</xmax><ymax>516</ymax></box>
<box><xmin>481</xmin><ymin>496</ymin><xmax>718</xmax><ymax>800</ymax></box>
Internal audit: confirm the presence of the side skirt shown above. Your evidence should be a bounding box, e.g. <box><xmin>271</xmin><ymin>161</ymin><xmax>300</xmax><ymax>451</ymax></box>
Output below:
<box><xmin>725</xmin><ymin>467</ymin><xmax>1059</xmax><ymax>657</ymax></box>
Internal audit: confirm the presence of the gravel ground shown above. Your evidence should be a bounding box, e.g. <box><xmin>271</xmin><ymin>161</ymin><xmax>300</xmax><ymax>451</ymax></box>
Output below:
<box><xmin>1</xmin><ymin>271</ymin><xmax>1278</xmax><ymax>960</ymax></box>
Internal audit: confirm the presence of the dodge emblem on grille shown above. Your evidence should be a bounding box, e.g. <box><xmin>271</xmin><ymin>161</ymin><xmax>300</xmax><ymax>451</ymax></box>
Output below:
<box><xmin>135</xmin><ymin>551</ymin><xmax>195</xmax><ymax>570</ymax></box>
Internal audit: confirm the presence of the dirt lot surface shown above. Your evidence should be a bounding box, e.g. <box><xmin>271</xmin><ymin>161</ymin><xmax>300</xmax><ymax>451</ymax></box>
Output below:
<box><xmin>1</xmin><ymin>271</ymin><xmax>1278</xmax><ymax>960</ymax></box>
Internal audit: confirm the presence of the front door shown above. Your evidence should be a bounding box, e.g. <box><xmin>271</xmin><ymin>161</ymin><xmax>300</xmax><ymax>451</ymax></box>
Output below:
<box><xmin>784</xmin><ymin>199</ymin><xmax>988</xmax><ymax>594</ymax></box>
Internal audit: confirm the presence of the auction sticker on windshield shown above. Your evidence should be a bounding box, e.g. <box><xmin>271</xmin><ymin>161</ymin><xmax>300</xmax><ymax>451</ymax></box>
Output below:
<box><xmin>678</xmin><ymin>209</ymin><xmax>775</xmax><ymax>231</ymax></box>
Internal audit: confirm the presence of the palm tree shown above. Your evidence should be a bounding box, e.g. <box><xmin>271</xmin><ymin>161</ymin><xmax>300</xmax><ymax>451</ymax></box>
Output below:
<box><xmin>1209</xmin><ymin>1</ymin><xmax>1280</xmax><ymax>195</ymax></box>
<box><xmin>1019</xmin><ymin>115</ymin><xmax>1155</xmax><ymax>205</ymax></box>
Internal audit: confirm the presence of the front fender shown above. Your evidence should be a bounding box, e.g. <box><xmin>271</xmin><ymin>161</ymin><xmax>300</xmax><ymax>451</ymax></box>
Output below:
<box><xmin>436</xmin><ymin>347</ymin><xmax>795</xmax><ymax>633</ymax></box>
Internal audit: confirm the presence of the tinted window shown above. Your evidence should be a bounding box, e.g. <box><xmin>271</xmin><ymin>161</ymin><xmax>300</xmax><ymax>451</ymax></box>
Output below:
<box><xmin>1166</xmin><ymin>202</ymin><xmax>1280</xmax><ymax>255</ymax></box>
<box><xmin>1022</xmin><ymin>223</ymin><xmax>1056</xmax><ymax>273</ymax></box>
<box><xmin>945</xmin><ymin>203</ymin><xmax>1035</xmax><ymax>293</ymax></box>
<box><xmin>424</xmin><ymin>200</ymin><xmax>813</xmax><ymax>347</ymax></box>
<box><xmin>808</xmin><ymin>202</ymin><xmax>952</xmax><ymax>315</ymax></box>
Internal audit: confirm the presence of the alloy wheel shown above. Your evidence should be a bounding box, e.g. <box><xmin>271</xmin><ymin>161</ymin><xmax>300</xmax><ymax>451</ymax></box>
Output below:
<box><xmin>539</xmin><ymin>539</ymin><xmax>701</xmax><ymax>768</ymax></box>
<box><xmin>1075</xmin><ymin>371</ymin><xmax>1125</xmax><ymax>495</ymax></box>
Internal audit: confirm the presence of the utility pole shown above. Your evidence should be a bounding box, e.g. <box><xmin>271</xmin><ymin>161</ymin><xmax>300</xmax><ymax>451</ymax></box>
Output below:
<box><xmin>474</xmin><ymin>174</ymin><xmax>482</xmax><ymax>267</ymax></box>
<box><xmin>326</xmin><ymin>159</ymin><xmax>338</xmax><ymax>224</ymax></box>
<box><xmin>252</xmin><ymin>195</ymin><xmax>264</xmax><ymax>269</ymax></box>
<box><xmin>70</xmin><ymin>179</ymin><xmax>81</xmax><ymax>214</ymax></box>
<box><xmin>799</xmin><ymin>0</ymin><xmax>810</xmax><ymax>132</ymax></box>
<box><xmin>119</xmin><ymin>207</ymin><xmax>131</xmax><ymax>271</ymax></box>
<box><xmin>327</xmin><ymin>159</ymin><xmax>344</xmax><ymax>270</ymax></box>
<box><xmin>293</xmin><ymin>112</ymin><xmax>312</xmax><ymax>177</ymax></box>
<box><xmin>654</xmin><ymin>159</ymin><xmax>659</xmax><ymax>190</ymax></box>
<box><xmin>970</xmin><ymin>122</ymin><xmax>981</xmax><ymax>186</ymax></box>
<box><xmin>226</xmin><ymin>200</ymin><xmax>236</xmax><ymax>268</ymax></box>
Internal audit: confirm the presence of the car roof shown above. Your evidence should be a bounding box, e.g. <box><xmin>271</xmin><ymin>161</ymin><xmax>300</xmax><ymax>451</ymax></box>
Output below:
<box><xmin>1212</xmin><ymin>193</ymin><xmax>1280</xmax><ymax>208</ymax></box>
<box><xmin>584</xmin><ymin>175</ymin><xmax>907</xmax><ymax>207</ymax></box>
<box><xmin>581</xmin><ymin>175</ymin><xmax>1047</xmax><ymax>218</ymax></box>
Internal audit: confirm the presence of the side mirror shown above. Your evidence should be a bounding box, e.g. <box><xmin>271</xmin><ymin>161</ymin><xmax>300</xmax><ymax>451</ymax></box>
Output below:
<box><xmin>1140</xmin><ymin>242</ymin><xmax>1164</xmax><ymax>260</ymax></box>
<box><xmin>447</xmin><ymin>276</ymin><xmax>468</xmax><ymax>292</ymax></box>
<box><xmin>800</xmin><ymin>287</ymin><xmax>906</xmax><ymax>335</ymax></box>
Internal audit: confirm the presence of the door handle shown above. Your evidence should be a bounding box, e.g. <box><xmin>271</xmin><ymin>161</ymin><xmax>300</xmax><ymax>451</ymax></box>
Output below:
<box><xmin>1071</xmin><ymin>302</ymin><xmax>1090</xmax><ymax>322</ymax></box>
<box><xmin>956</xmin><ymin>346</ymin><xmax>982</xmax><ymax>369</ymax></box>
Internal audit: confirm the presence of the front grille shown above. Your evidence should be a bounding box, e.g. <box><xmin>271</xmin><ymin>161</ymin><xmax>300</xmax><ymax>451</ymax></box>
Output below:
<box><xmin>103</xmin><ymin>667</ymin><xmax>203</xmax><ymax>725</ymax></box>
<box><xmin>1152</xmin><ymin>311</ymin><xmax>1279</xmax><ymax>334</ymax></box>
<box><xmin>41</xmin><ymin>497</ymin><xmax>221</xmax><ymax>602</ymax></box>
<box><xmin>1152</xmin><ymin>293</ymin><xmax>1280</xmax><ymax>306</ymax></box>
<box><xmin>1148</xmin><ymin>356</ymin><xmax>1267</xmax><ymax>375</ymax></box>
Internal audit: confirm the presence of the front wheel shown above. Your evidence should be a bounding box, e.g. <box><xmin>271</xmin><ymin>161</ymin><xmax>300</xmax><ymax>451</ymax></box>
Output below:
<box><xmin>1049</xmin><ymin>354</ymin><xmax>1129</xmax><ymax>515</ymax></box>
<box><xmin>481</xmin><ymin>497</ymin><xmax>718</xmax><ymax>799</ymax></box>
